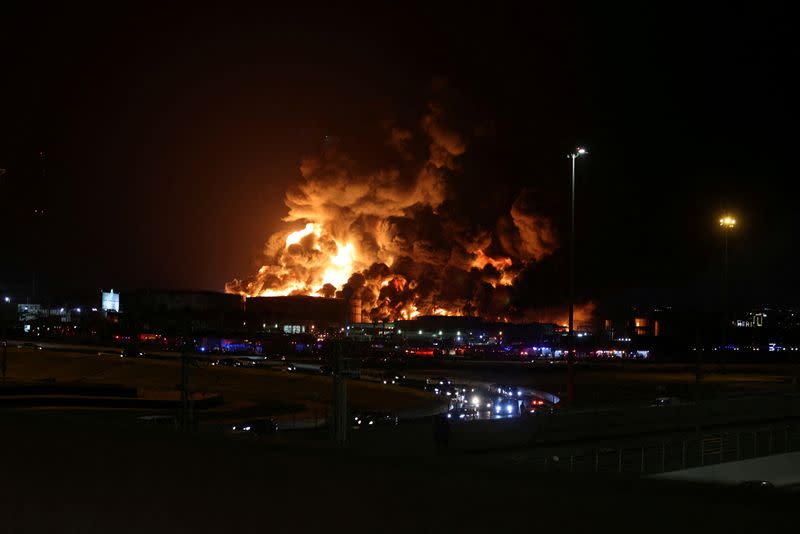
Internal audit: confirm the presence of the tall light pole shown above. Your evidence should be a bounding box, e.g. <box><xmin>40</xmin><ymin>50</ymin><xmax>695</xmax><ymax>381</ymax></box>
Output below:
<box><xmin>567</xmin><ymin>147</ymin><xmax>588</xmax><ymax>403</ymax></box>
<box><xmin>719</xmin><ymin>215</ymin><xmax>737</xmax><ymax>347</ymax></box>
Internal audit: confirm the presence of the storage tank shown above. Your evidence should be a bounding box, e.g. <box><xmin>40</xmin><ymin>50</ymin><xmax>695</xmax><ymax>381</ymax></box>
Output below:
<box><xmin>349</xmin><ymin>298</ymin><xmax>362</xmax><ymax>324</ymax></box>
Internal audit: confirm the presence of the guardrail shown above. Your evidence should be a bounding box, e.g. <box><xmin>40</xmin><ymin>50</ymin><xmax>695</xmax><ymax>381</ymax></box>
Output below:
<box><xmin>509</xmin><ymin>422</ymin><xmax>800</xmax><ymax>475</ymax></box>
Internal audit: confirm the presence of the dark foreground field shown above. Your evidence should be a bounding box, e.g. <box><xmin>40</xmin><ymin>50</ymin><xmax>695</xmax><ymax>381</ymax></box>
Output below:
<box><xmin>0</xmin><ymin>410</ymin><xmax>795</xmax><ymax>534</ymax></box>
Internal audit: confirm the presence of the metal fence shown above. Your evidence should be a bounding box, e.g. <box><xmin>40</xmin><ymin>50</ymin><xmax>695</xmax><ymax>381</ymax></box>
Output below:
<box><xmin>522</xmin><ymin>422</ymin><xmax>800</xmax><ymax>475</ymax></box>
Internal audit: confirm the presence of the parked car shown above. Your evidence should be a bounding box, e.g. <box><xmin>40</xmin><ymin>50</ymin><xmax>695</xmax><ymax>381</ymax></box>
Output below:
<box><xmin>351</xmin><ymin>411</ymin><xmax>399</xmax><ymax>428</ymax></box>
<box><xmin>122</xmin><ymin>345</ymin><xmax>145</xmax><ymax>358</ymax></box>
<box><xmin>446</xmin><ymin>407</ymin><xmax>478</xmax><ymax>421</ymax></box>
<box><xmin>381</xmin><ymin>372</ymin><xmax>405</xmax><ymax>385</ymax></box>
<box><xmin>426</xmin><ymin>376</ymin><xmax>451</xmax><ymax>386</ymax></box>
<box><xmin>738</xmin><ymin>480</ymin><xmax>775</xmax><ymax>492</ymax></box>
<box><xmin>230</xmin><ymin>419</ymin><xmax>278</xmax><ymax>436</ymax></box>
<box><xmin>650</xmin><ymin>396</ymin><xmax>681</xmax><ymax>407</ymax></box>
<box><xmin>491</xmin><ymin>396</ymin><xmax>519</xmax><ymax>416</ymax></box>
<box><xmin>212</xmin><ymin>358</ymin><xmax>243</xmax><ymax>367</ymax></box>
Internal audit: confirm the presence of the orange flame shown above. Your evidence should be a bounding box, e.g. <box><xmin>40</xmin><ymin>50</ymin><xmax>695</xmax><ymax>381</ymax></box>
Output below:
<box><xmin>471</xmin><ymin>249</ymin><xmax>515</xmax><ymax>287</ymax></box>
<box><xmin>226</xmin><ymin>106</ymin><xmax>560</xmax><ymax>322</ymax></box>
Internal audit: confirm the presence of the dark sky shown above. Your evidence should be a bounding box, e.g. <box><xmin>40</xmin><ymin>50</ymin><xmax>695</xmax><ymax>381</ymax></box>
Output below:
<box><xmin>1</xmin><ymin>3</ymin><xmax>797</xmax><ymax>309</ymax></box>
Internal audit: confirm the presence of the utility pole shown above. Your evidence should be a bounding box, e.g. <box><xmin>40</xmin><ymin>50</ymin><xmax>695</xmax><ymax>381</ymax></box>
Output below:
<box><xmin>332</xmin><ymin>339</ymin><xmax>350</xmax><ymax>446</ymax></box>
<box><xmin>1</xmin><ymin>169</ymin><xmax>8</xmax><ymax>383</ymax></box>
<box><xmin>1</xmin><ymin>338</ymin><xmax>7</xmax><ymax>383</ymax></box>
<box><xmin>178</xmin><ymin>327</ymin><xmax>195</xmax><ymax>432</ymax></box>
<box><xmin>567</xmin><ymin>147</ymin><xmax>588</xmax><ymax>403</ymax></box>
<box><xmin>180</xmin><ymin>347</ymin><xmax>190</xmax><ymax>431</ymax></box>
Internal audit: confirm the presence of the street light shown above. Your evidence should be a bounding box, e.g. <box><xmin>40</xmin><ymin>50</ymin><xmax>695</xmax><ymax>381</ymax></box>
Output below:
<box><xmin>567</xmin><ymin>147</ymin><xmax>588</xmax><ymax>403</ymax></box>
<box><xmin>719</xmin><ymin>214</ymin><xmax>737</xmax><ymax>346</ymax></box>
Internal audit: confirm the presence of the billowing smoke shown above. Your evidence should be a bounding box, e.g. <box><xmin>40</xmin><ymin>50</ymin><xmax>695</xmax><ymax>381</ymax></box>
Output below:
<box><xmin>521</xmin><ymin>301</ymin><xmax>598</xmax><ymax>330</ymax></box>
<box><xmin>227</xmin><ymin>95</ymin><xmax>562</xmax><ymax>321</ymax></box>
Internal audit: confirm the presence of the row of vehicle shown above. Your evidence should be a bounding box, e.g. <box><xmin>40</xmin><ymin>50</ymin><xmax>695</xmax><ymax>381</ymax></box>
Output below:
<box><xmin>225</xmin><ymin>410</ymin><xmax>400</xmax><ymax>437</ymax></box>
<box><xmin>97</xmin><ymin>346</ymin><xmax>146</xmax><ymax>358</ymax></box>
<box><xmin>352</xmin><ymin>411</ymin><xmax>399</xmax><ymax>428</ymax></box>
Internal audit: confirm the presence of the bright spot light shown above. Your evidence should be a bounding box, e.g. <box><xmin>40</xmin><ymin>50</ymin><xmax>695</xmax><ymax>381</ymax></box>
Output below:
<box><xmin>470</xmin><ymin>396</ymin><xmax>480</xmax><ymax>406</ymax></box>
<box><xmin>285</xmin><ymin>222</ymin><xmax>320</xmax><ymax>246</ymax></box>
<box><xmin>506</xmin><ymin>405</ymin><xmax>514</xmax><ymax>414</ymax></box>
<box><xmin>322</xmin><ymin>241</ymin><xmax>356</xmax><ymax>288</ymax></box>
<box><xmin>2</xmin><ymin>296</ymin><xmax>9</xmax><ymax>303</ymax></box>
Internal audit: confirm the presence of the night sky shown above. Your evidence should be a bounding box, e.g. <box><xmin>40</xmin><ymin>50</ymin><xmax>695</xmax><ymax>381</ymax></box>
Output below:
<box><xmin>1</xmin><ymin>3</ymin><xmax>797</xmax><ymax>310</ymax></box>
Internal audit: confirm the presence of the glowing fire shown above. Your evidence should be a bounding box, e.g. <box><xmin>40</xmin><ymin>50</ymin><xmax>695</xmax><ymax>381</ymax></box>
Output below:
<box><xmin>226</xmin><ymin>99</ymin><xmax>563</xmax><ymax>322</ymax></box>
<box><xmin>285</xmin><ymin>222</ymin><xmax>321</xmax><ymax>246</ymax></box>
<box><xmin>236</xmin><ymin>233</ymin><xmax>518</xmax><ymax>307</ymax></box>
<box><xmin>471</xmin><ymin>249</ymin><xmax>515</xmax><ymax>286</ymax></box>
<box><xmin>228</xmin><ymin>199</ymin><xmax>535</xmax><ymax>321</ymax></box>
<box><xmin>472</xmin><ymin>249</ymin><xmax>512</xmax><ymax>271</ymax></box>
<box><xmin>322</xmin><ymin>242</ymin><xmax>355</xmax><ymax>288</ymax></box>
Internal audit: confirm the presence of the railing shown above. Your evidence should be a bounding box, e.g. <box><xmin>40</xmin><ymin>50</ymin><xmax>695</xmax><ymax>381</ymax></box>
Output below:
<box><xmin>518</xmin><ymin>422</ymin><xmax>800</xmax><ymax>475</ymax></box>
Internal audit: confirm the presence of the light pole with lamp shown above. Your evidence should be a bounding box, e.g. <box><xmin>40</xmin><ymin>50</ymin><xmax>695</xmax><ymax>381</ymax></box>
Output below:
<box><xmin>567</xmin><ymin>147</ymin><xmax>588</xmax><ymax>403</ymax></box>
<box><xmin>719</xmin><ymin>215</ymin><xmax>737</xmax><ymax>347</ymax></box>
